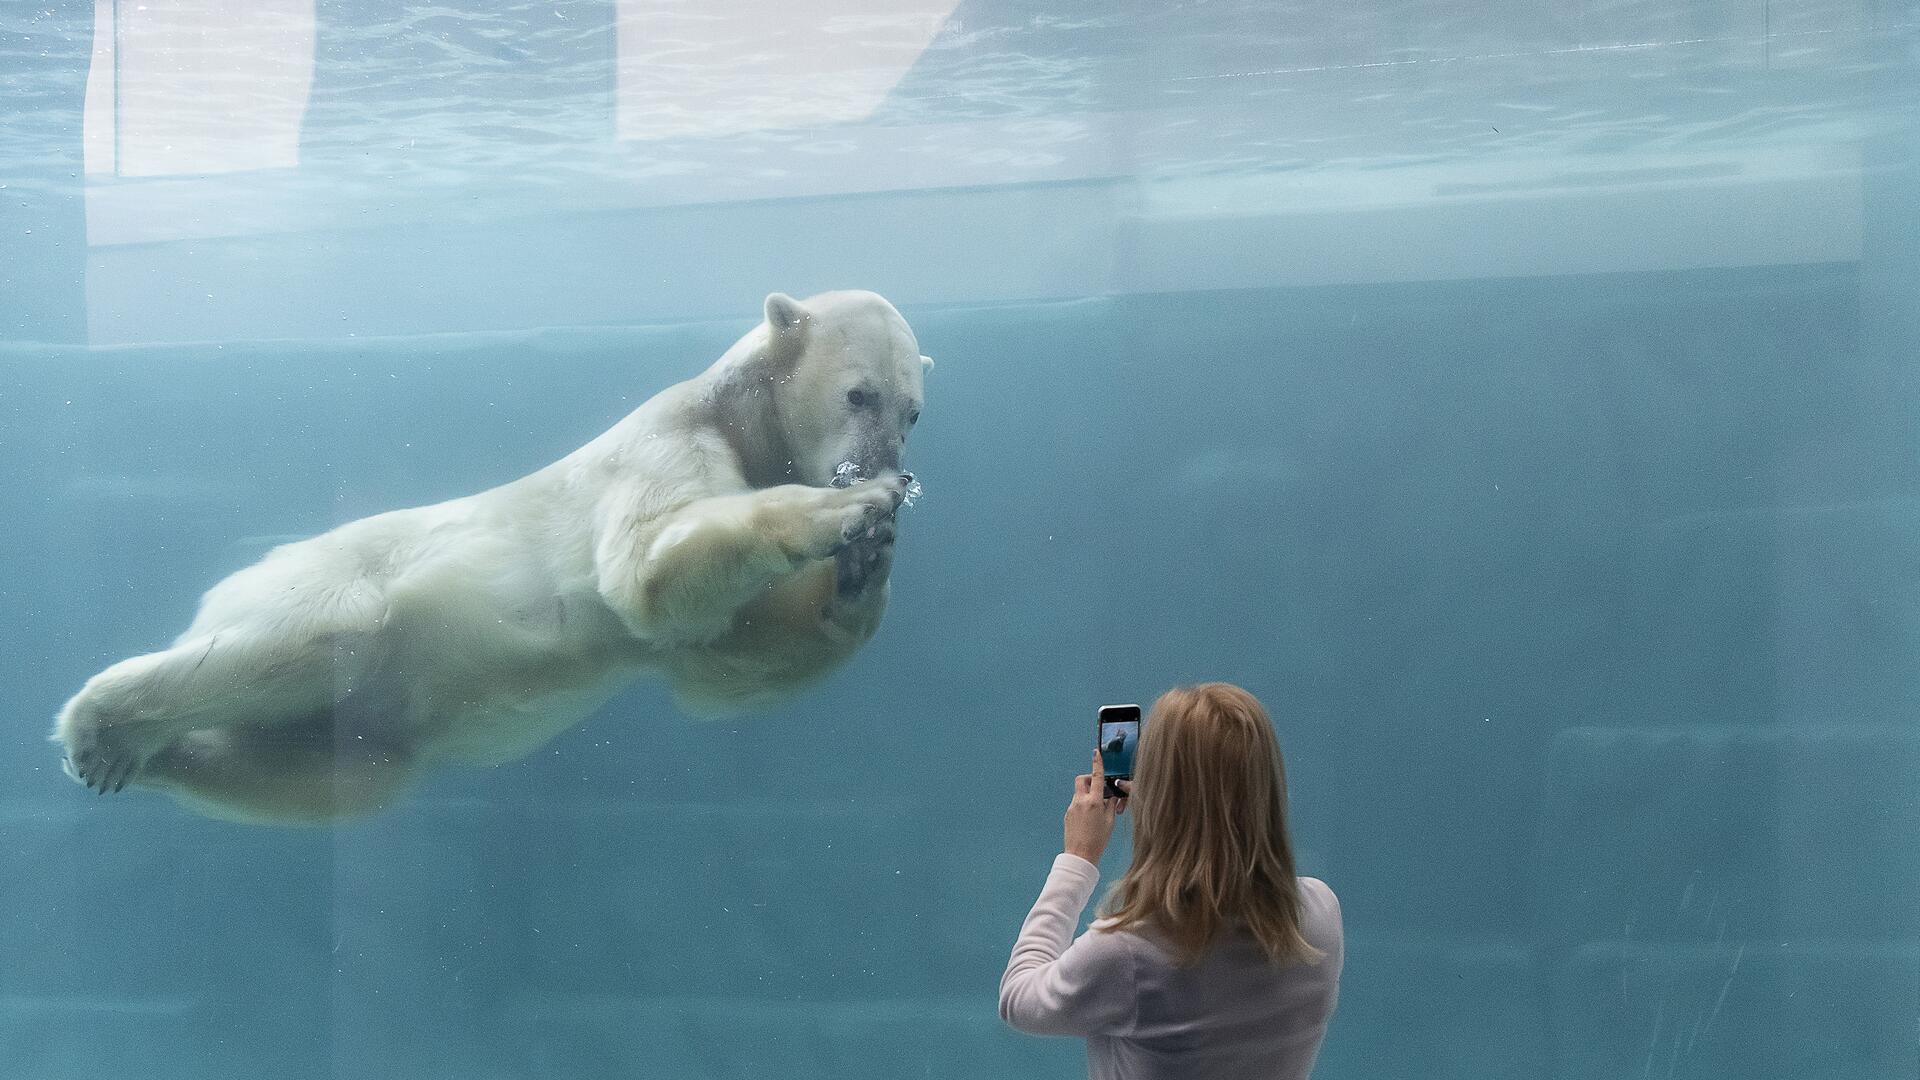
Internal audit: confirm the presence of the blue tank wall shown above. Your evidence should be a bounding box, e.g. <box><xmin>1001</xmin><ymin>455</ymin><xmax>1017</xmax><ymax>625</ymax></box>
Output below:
<box><xmin>2</xmin><ymin>263</ymin><xmax>1915</xmax><ymax>1079</ymax></box>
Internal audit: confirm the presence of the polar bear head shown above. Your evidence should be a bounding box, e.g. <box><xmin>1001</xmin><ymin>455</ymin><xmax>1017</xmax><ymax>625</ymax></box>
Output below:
<box><xmin>751</xmin><ymin>290</ymin><xmax>931</xmax><ymax>488</ymax></box>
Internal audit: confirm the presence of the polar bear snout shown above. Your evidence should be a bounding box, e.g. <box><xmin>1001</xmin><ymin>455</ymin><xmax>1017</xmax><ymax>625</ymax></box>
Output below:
<box><xmin>841</xmin><ymin>442</ymin><xmax>903</xmax><ymax>483</ymax></box>
<box><xmin>829</xmin><ymin>459</ymin><xmax>913</xmax><ymax>489</ymax></box>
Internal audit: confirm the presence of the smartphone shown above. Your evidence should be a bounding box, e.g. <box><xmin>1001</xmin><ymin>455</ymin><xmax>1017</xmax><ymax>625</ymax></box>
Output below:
<box><xmin>1097</xmin><ymin>704</ymin><xmax>1142</xmax><ymax>799</ymax></box>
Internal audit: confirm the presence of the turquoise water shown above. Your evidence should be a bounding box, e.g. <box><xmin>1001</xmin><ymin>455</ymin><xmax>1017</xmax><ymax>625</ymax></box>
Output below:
<box><xmin>3</xmin><ymin>3</ymin><xmax>1918</xmax><ymax>1078</ymax></box>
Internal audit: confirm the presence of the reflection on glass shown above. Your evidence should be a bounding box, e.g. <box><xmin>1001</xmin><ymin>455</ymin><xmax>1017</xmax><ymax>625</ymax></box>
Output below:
<box><xmin>615</xmin><ymin>0</ymin><xmax>954</xmax><ymax>140</ymax></box>
<box><xmin>83</xmin><ymin>0</ymin><xmax>315</xmax><ymax>177</ymax></box>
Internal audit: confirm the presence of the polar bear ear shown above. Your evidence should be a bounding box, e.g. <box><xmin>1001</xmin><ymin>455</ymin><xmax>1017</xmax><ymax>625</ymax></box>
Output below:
<box><xmin>920</xmin><ymin>354</ymin><xmax>934</xmax><ymax>374</ymax></box>
<box><xmin>764</xmin><ymin>293</ymin><xmax>808</xmax><ymax>335</ymax></box>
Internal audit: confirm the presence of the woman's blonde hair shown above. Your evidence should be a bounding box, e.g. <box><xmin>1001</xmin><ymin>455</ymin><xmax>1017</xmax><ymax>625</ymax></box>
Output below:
<box><xmin>1098</xmin><ymin>682</ymin><xmax>1323</xmax><ymax>968</ymax></box>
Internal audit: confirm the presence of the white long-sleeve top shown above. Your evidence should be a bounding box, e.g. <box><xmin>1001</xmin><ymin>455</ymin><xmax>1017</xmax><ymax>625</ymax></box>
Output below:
<box><xmin>999</xmin><ymin>853</ymin><xmax>1343</xmax><ymax>1079</ymax></box>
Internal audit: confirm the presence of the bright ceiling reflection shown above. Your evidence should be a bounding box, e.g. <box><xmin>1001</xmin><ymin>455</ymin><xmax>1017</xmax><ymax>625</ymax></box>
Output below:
<box><xmin>615</xmin><ymin>1</ymin><xmax>956</xmax><ymax>141</ymax></box>
<box><xmin>83</xmin><ymin>0</ymin><xmax>315</xmax><ymax>178</ymax></box>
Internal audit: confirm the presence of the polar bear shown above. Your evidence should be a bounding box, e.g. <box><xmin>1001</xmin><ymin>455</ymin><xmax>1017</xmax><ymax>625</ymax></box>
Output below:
<box><xmin>52</xmin><ymin>290</ymin><xmax>929</xmax><ymax>825</ymax></box>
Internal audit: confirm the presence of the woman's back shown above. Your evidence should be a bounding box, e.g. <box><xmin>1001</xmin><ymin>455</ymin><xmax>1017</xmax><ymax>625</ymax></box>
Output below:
<box><xmin>999</xmin><ymin>683</ymin><xmax>1343</xmax><ymax>1077</ymax></box>
<box><xmin>1087</xmin><ymin>877</ymin><xmax>1342</xmax><ymax>1079</ymax></box>
<box><xmin>1000</xmin><ymin>858</ymin><xmax>1342</xmax><ymax>1080</ymax></box>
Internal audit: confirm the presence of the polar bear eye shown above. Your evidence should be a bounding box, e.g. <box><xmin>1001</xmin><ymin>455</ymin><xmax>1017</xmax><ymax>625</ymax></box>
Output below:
<box><xmin>846</xmin><ymin>389</ymin><xmax>869</xmax><ymax>408</ymax></box>
<box><xmin>908</xmin><ymin>410</ymin><xmax>920</xmax><ymax>425</ymax></box>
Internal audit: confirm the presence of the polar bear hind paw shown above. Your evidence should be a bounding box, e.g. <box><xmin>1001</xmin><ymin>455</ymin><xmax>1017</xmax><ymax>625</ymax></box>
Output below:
<box><xmin>61</xmin><ymin>712</ymin><xmax>150</xmax><ymax>794</ymax></box>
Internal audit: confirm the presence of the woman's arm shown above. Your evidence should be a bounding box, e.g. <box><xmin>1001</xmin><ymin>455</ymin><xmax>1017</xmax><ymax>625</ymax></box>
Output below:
<box><xmin>999</xmin><ymin>750</ymin><xmax>1137</xmax><ymax>1035</ymax></box>
<box><xmin>997</xmin><ymin>853</ymin><xmax>1138</xmax><ymax>1036</ymax></box>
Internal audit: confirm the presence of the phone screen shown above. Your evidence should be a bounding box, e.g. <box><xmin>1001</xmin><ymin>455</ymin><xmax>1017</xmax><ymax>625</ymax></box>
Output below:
<box><xmin>1097</xmin><ymin>704</ymin><xmax>1142</xmax><ymax>791</ymax></box>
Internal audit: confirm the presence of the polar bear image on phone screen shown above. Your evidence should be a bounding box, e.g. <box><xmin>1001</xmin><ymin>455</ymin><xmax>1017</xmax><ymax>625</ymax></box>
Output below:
<box><xmin>53</xmin><ymin>291</ymin><xmax>930</xmax><ymax>825</ymax></box>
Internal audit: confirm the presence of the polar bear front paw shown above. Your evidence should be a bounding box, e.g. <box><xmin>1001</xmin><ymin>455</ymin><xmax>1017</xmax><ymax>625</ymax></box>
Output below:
<box><xmin>811</xmin><ymin>473</ymin><xmax>910</xmax><ymax>561</ymax></box>
<box><xmin>835</xmin><ymin>523</ymin><xmax>896</xmax><ymax>596</ymax></box>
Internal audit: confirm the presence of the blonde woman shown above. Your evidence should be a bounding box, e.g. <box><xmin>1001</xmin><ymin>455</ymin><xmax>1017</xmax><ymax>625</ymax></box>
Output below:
<box><xmin>999</xmin><ymin>683</ymin><xmax>1343</xmax><ymax>1079</ymax></box>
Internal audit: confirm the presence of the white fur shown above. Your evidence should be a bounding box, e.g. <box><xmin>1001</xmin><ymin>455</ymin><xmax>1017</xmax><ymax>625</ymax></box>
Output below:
<box><xmin>52</xmin><ymin>290</ymin><xmax>929</xmax><ymax>824</ymax></box>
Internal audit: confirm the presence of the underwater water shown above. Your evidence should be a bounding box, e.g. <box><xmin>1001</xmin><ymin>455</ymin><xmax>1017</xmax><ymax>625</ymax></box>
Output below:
<box><xmin>2</xmin><ymin>2</ymin><xmax>1918</xmax><ymax>1078</ymax></box>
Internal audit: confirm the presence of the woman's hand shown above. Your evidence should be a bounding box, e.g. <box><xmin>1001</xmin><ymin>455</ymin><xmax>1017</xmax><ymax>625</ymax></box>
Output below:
<box><xmin>1064</xmin><ymin>749</ymin><xmax>1130</xmax><ymax>864</ymax></box>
